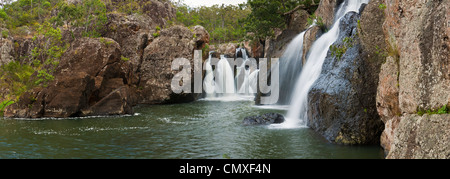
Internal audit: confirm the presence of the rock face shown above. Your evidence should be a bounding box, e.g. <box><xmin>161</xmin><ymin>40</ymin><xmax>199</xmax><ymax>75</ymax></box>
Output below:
<box><xmin>376</xmin><ymin>0</ymin><xmax>450</xmax><ymax>158</ymax></box>
<box><xmin>315</xmin><ymin>0</ymin><xmax>342</xmax><ymax>29</ymax></box>
<box><xmin>243</xmin><ymin>113</ymin><xmax>285</xmax><ymax>126</ymax></box>
<box><xmin>383</xmin><ymin>0</ymin><xmax>449</xmax><ymax>114</ymax></box>
<box><xmin>387</xmin><ymin>114</ymin><xmax>450</xmax><ymax>159</ymax></box>
<box><xmin>307</xmin><ymin>12</ymin><xmax>384</xmax><ymax>145</ymax></box>
<box><xmin>139</xmin><ymin>25</ymin><xmax>207</xmax><ymax>104</ymax></box>
<box><xmin>0</xmin><ymin>35</ymin><xmax>14</xmax><ymax>66</ymax></box>
<box><xmin>4</xmin><ymin>38</ymin><xmax>133</xmax><ymax>118</ymax></box>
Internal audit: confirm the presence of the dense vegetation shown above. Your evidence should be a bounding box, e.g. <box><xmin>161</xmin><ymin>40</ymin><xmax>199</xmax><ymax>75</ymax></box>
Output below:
<box><xmin>0</xmin><ymin>0</ymin><xmax>320</xmax><ymax>115</ymax></box>
<box><xmin>173</xmin><ymin>1</ymin><xmax>250</xmax><ymax>44</ymax></box>
<box><xmin>0</xmin><ymin>0</ymin><xmax>108</xmax><ymax>115</ymax></box>
<box><xmin>172</xmin><ymin>0</ymin><xmax>319</xmax><ymax>43</ymax></box>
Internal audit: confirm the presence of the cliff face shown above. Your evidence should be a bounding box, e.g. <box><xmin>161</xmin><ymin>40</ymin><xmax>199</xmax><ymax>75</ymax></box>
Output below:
<box><xmin>3</xmin><ymin>0</ymin><xmax>210</xmax><ymax>118</ymax></box>
<box><xmin>305</xmin><ymin>0</ymin><xmax>449</xmax><ymax>158</ymax></box>
<box><xmin>377</xmin><ymin>0</ymin><xmax>450</xmax><ymax>158</ymax></box>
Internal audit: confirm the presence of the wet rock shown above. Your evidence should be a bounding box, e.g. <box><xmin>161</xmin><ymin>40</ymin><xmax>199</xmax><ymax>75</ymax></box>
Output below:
<box><xmin>307</xmin><ymin>12</ymin><xmax>384</xmax><ymax>145</ymax></box>
<box><xmin>243</xmin><ymin>113</ymin><xmax>285</xmax><ymax>125</ymax></box>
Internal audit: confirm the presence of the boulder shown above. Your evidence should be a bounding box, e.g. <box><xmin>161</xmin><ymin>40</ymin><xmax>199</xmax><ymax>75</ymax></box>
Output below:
<box><xmin>192</xmin><ymin>25</ymin><xmax>210</xmax><ymax>49</ymax></box>
<box><xmin>243</xmin><ymin>113</ymin><xmax>285</xmax><ymax>126</ymax></box>
<box><xmin>140</xmin><ymin>25</ymin><xmax>208</xmax><ymax>104</ymax></box>
<box><xmin>82</xmin><ymin>86</ymin><xmax>133</xmax><ymax>116</ymax></box>
<box><xmin>216</xmin><ymin>43</ymin><xmax>237</xmax><ymax>58</ymax></box>
<box><xmin>4</xmin><ymin>37</ymin><xmax>133</xmax><ymax>118</ymax></box>
<box><xmin>307</xmin><ymin>12</ymin><xmax>384</xmax><ymax>145</ymax></box>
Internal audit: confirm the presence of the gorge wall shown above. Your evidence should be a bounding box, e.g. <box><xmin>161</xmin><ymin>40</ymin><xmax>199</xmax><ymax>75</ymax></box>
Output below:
<box><xmin>305</xmin><ymin>0</ymin><xmax>449</xmax><ymax>158</ymax></box>
<box><xmin>2</xmin><ymin>0</ymin><xmax>210</xmax><ymax>118</ymax></box>
<box><xmin>377</xmin><ymin>0</ymin><xmax>449</xmax><ymax>158</ymax></box>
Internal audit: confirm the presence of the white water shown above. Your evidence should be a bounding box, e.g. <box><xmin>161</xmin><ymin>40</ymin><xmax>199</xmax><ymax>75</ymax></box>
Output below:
<box><xmin>273</xmin><ymin>0</ymin><xmax>369</xmax><ymax>129</ymax></box>
<box><xmin>203</xmin><ymin>48</ymin><xmax>258</xmax><ymax>101</ymax></box>
<box><xmin>271</xmin><ymin>31</ymin><xmax>307</xmax><ymax>105</ymax></box>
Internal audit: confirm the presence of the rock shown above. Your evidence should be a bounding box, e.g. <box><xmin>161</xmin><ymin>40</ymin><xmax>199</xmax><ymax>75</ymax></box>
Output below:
<box><xmin>314</xmin><ymin>0</ymin><xmax>341</xmax><ymax>29</ymax></box>
<box><xmin>140</xmin><ymin>25</ymin><xmax>208</xmax><ymax>104</ymax></box>
<box><xmin>83</xmin><ymin>86</ymin><xmax>133</xmax><ymax>116</ymax></box>
<box><xmin>4</xmin><ymin>37</ymin><xmax>133</xmax><ymax>118</ymax></box>
<box><xmin>307</xmin><ymin>12</ymin><xmax>384</xmax><ymax>145</ymax></box>
<box><xmin>0</xmin><ymin>33</ymin><xmax>14</xmax><ymax>66</ymax></box>
<box><xmin>243</xmin><ymin>113</ymin><xmax>285</xmax><ymax>125</ymax></box>
<box><xmin>377</xmin><ymin>0</ymin><xmax>450</xmax><ymax>156</ymax></box>
<box><xmin>302</xmin><ymin>26</ymin><xmax>322</xmax><ymax>64</ymax></box>
<box><xmin>377</xmin><ymin>56</ymin><xmax>401</xmax><ymax>152</ymax></box>
<box><xmin>287</xmin><ymin>9</ymin><xmax>310</xmax><ymax>33</ymax></box>
<box><xmin>192</xmin><ymin>25</ymin><xmax>210</xmax><ymax>49</ymax></box>
<box><xmin>43</xmin><ymin>72</ymin><xmax>96</xmax><ymax>118</ymax></box>
<box><xmin>243</xmin><ymin>39</ymin><xmax>264</xmax><ymax>59</ymax></box>
<box><xmin>359</xmin><ymin>0</ymin><xmax>387</xmax><ymax>61</ymax></box>
<box><xmin>216</xmin><ymin>43</ymin><xmax>237</xmax><ymax>58</ymax></box>
<box><xmin>383</xmin><ymin>0</ymin><xmax>449</xmax><ymax>114</ymax></box>
<box><xmin>102</xmin><ymin>13</ymin><xmax>153</xmax><ymax>76</ymax></box>
<box><xmin>264</xmin><ymin>29</ymin><xmax>298</xmax><ymax>59</ymax></box>
<box><xmin>387</xmin><ymin>114</ymin><xmax>450</xmax><ymax>159</ymax></box>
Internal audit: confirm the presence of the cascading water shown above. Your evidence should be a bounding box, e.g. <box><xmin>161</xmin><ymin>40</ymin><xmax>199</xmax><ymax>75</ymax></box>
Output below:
<box><xmin>203</xmin><ymin>48</ymin><xmax>258</xmax><ymax>101</ymax></box>
<box><xmin>275</xmin><ymin>31</ymin><xmax>307</xmax><ymax>105</ymax></box>
<box><xmin>273</xmin><ymin>0</ymin><xmax>370</xmax><ymax>129</ymax></box>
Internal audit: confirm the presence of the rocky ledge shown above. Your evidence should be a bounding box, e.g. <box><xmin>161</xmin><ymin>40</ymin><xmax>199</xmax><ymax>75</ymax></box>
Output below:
<box><xmin>243</xmin><ymin>113</ymin><xmax>285</xmax><ymax>125</ymax></box>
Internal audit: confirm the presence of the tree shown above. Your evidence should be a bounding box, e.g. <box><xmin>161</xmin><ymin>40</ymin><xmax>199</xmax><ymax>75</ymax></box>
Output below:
<box><xmin>244</xmin><ymin>0</ymin><xmax>319</xmax><ymax>39</ymax></box>
<box><xmin>173</xmin><ymin>2</ymin><xmax>250</xmax><ymax>44</ymax></box>
<box><xmin>0</xmin><ymin>21</ymin><xmax>66</xmax><ymax>116</ymax></box>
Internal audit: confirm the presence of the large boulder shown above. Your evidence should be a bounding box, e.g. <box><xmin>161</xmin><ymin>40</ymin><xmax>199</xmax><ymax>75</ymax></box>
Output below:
<box><xmin>4</xmin><ymin>37</ymin><xmax>134</xmax><ymax>118</ymax></box>
<box><xmin>139</xmin><ymin>25</ymin><xmax>209</xmax><ymax>104</ymax></box>
<box><xmin>307</xmin><ymin>12</ymin><xmax>384</xmax><ymax>145</ymax></box>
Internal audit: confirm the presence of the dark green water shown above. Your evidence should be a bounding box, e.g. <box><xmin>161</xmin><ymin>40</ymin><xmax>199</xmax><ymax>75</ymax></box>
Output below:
<box><xmin>0</xmin><ymin>100</ymin><xmax>383</xmax><ymax>159</ymax></box>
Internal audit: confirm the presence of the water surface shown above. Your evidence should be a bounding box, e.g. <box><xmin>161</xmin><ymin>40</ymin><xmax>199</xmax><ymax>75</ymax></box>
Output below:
<box><xmin>0</xmin><ymin>100</ymin><xmax>383</xmax><ymax>159</ymax></box>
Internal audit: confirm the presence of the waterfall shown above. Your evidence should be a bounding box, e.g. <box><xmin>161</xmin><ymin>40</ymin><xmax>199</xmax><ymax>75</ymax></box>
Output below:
<box><xmin>276</xmin><ymin>31</ymin><xmax>307</xmax><ymax>105</ymax></box>
<box><xmin>273</xmin><ymin>0</ymin><xmax>369</xmax><ymax>129</ymax></box>
<box><xmin>203</xmin><ymin>48</ymin><xmax>258</xmax><ymax>101</ymax></box>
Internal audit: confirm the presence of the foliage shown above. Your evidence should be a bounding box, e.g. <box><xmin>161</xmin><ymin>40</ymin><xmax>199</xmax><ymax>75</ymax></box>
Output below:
<box><xmin>0</xmin><ymin>0</ymin><xmax>64</xmax><ymax>36</ymax></box>
<box><xmin>121</xmin><ymin>56</ymin><xmax>129</xmax><ymax>62</ymax></box>
<box><xmin>0</xmin><ymin>21</ymin><xmax>66</xmax><ymax>113</ymax></box>
<box><xmin>174</xmin><ymin>2</ymin><xmax>250</xmax><ymax>44</ymax></box>
<box><xmin>244</xmin><ymin>0</ymin><xmax>319</xmax><ymax>39</ymax></box>
<box><xmin>0</xmin><ymin>61</ymin><xmax>35</xmax><ymax>103</ymax></box>
<box><xmin>31</xmin><ymin>21</ymin><xmax>66</xmax><ymax>86</ymax></box>
<box><xmin>0</xmin><ymin>100</ymin><xmax>15</xmax><ymax>116</ymax></box>
<box><xmin>417</xmin><ymin>105</ymin><xmax>450</xmax><ymax>116</ymax></box>
<box><xmin>1</xmin><ymin>29</ymin><xmax>7</xmax><ymax>38</ymax></box>
<box><xmin>378</xmin><ymin>3</ymin><xmax>387</xmax><ymax>10</ymax></box>
<box><xmin>329</xmin><ymin>37</ymin><xmax>354</xmax><ymax>61</ymax></box>
<box><xmin>50</xmin><ymin>0</ymin><xmax>107</xmax><ymax>38</ymax></box>
<box><xmin>307</xmin><ymin>13</ymin><xmax>327</xmax><ymax>32</ymax></box>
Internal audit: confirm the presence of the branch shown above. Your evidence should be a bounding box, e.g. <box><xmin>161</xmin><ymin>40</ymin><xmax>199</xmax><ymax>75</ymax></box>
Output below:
<box><xmin>282</xmin><ymin>4</ymin><xmax>305</xmax><ymax>16</ymax></box>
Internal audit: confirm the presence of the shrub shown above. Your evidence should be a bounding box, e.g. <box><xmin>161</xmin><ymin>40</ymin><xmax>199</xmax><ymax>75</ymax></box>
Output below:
<box><xmin>1</xmin><ymin>30</ymin><xmax>8</xmax><ymax>38</ymax></box>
